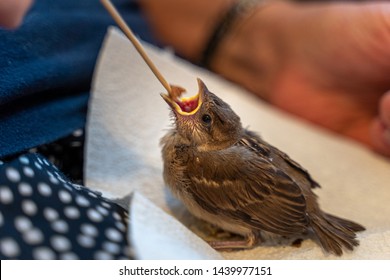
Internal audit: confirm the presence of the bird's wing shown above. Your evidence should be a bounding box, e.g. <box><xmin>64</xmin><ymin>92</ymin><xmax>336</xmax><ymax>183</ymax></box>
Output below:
<box><xmin>186</xmin><ymin>147</ymin><xmax>309</xmax><ymax>236</ymax></box>
<box><xmin>240</xmin><ymin>130</ymin><xmax>321</xmax><ymax>189</ymax></box>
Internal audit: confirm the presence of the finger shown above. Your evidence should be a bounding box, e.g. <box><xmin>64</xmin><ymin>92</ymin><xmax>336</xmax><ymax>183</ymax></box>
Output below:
<box><xmin>370</xmin><ymin>118</ymin><xmax>390</xmax><ymax>157</ymax></box>
<box><xmin>370</xmin><ymin>91</ymin><xmax>390</xmax><ymax>157</ymax></box>
<box><xmin>0</xmin><ymin>0</ymin><xmax>33</xmax><ymax>29</ymax></box>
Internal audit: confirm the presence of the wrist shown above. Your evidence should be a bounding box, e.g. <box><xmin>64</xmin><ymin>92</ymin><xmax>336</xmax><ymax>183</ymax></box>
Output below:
<box><xmin>209</xmin><ymin>1</ymin><xmax>293</xmax><ymax>100</ymax></box>
<box><xmin>200</xmin><ymin>0</ymin><xmax>272</xmax><ymax>68</ymax></box>
<box><xmin>139</xmin><ymin>0</ymin><xmax>235</xmax><ymax>61</ymax></box>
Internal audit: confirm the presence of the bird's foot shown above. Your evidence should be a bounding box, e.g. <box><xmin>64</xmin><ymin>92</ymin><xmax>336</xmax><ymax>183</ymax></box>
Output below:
<box><xmin>208</xmin><ymin>234</ymin><xmax>258</xmax><ymax>250</ymax></box>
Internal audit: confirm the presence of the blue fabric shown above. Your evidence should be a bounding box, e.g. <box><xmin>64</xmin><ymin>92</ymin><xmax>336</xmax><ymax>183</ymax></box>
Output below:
<box><xmin>0</xmin><ymin>0</ymin><xmax>155</xmax><ymax>158</ymax></box>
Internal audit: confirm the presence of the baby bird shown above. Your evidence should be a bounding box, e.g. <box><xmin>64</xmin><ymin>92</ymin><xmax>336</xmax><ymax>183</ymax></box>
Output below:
<box><xmin>160</xmin><ymin>78</ymin><xmax>365</xmax><ymax>256</ymax></box>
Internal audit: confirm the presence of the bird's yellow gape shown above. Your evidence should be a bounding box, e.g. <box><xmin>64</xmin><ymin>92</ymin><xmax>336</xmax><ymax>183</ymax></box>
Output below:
<box><xmin>161</xmin><ymin>79</ymin><xmax>205</xmax><ymax>116</ymax></box>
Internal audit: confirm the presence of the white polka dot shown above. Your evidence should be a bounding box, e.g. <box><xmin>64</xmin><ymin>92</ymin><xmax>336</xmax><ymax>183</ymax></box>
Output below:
<box><xmin>58</xmin><ymin>190</ymin><xmax>72</xmax><ymax>203</ymax></box>
<box><xmin>50</xmin><ymin>235</ymin><xmax>71</xmax><ymax>252</ymax></box>
<box><xmin>94</xmin><ymin>251</ymin><xmax>113</xmax><ymax>260</ymax></box>
<box><xmin>77</xmin><ymin>235</ymin><xmax>95</xmax><ymax>248</ymax></box>
<box><xmin>23</xmin><ymin>166</ymin><xmax>34</xmax><ymax>177</ymax></box>
<box><xmin>102</xmin><ymin>241</ymin><xmax>121</xmax><ymax>255</ymax></box>
<box><xmin>51</xmin><ymin>220</ymin><xmax>69</xmax><ymax>233</ymax></box>
<box><xmin>19</xmin><ymin>156</ymin><xmax>29</xmax><ymax>165</ymax></box>
<box><xmin>14</xmin><ymin>216</ymin><xmax>32</xmax><ymax>232</ymax></box>
<box><xmin>96</xmin><ymin>205</ymin><xmax>109</xmax><ymax>216</ymax></box>
<box><xmin>0</xmin><ymin>186</ymin><xmax>13</xmax><ymax>204</ymax></box>
<box><xmin>38</xmin><ymin>182</ymin><xmax>52</xmax><ymax>196</ymax></box>
<box><xmin>18</xmin><ymin>182</ymin><xmax>33</xmax><ymax>196</ymax></box>
<box><xmin>42</xmin><ymin>159</ymin><xmax>51</xmax><ymax>166</ymax></box>
<box><xmin>80</xmin><ymin>223</ymin><xmax>98</xmax><ymax>237</ymax></box>
<box><xmin>112</xmin><ymin>212</ymin><xmax>121</xmax><ymax>221</ymax></box>
<box><xmin>105</xmin><ymin>228</ymin><xmax>122</xmax><ymax>243</ymax></box>
<box><xmin>5</xmin><ymin>167</ymin><xmax>21</xmax><ymax>182</ymax></box>
<box><xmin>0</xmin><ymin>160</ymin><xmax>4</xmax><ymax>165</ymax></box>
<box><xmin>0</xmin><ymin>211</ymin><xmax>4</xmax><ymax>227</ymax></box>
<box><xmin>64</xmin><ymin>206</ymin><xmax>80</xmax><ymax>219</ymax></box>
<box><xmin>100</xmin><ymin>201</ymin><xmax>111</xmax><ymax>208</ymax></box>
<box><xmin>60</xmin><ymin>252</ymin><xmax>79</xmax><ymax>260</ymax></box>
<box><xmin>49</xmin><ymin>175</ymin><xmax>59</xmax><ymax>185</ymax></box>
<box><xmin>55</xmin><ymin>172</ymin><xmax>66</xmax><ymax>183</ymax></box>
<box><xmin>23</xmin><ymin>228</ymin><xmax>44</xmax><ymax>245</ymax></box>
<box><xmin>73</xmin><ymin>129</ymin><xmax>83</xmax><ymax>137</ymax></box>
<box><xmin>22</xmin><ymin>200</ymin><xmax>38</xmax><ymax>216</ymax></box>
<box><xmin>36</xmin><ymin>157</ymin><xmax>43</xmax><ymax>165</ymax></box>
<box><xmin>0</xmin><ymin>238</ymin><xmax>20</xmax><ymax>258</ymax></box>
<box><xmin>71</xmin><ymin>184</ymin><xmax>82</xmax><ymax>190</ymax></box>
<box><xmin>115</xmin><ymin>221</ymin><xmax>127</xmax><ymax>232</ymax></box>
<box><xmin>88</xmin><ymin>192</ymin><xmax>98</xmax><ymax>198</ymax></box>
<box><xmin>46</xmin><ymin>171</ymin><xmax>59</xmax><ymax>183</ymax></box>
<box><xmin>34</xmin><ymin>161</ymin><xmax>42</xmax><ymax>170</ymax></box>
<box><xmin>70</xmin><ymin>141</ymin><xmax>82</xmax><ymax>147</ymax></box>
<box><xmin>33</xmin><ymin>247</ymin><xmax>56</xmax><ymax>260</ymax></box>
<box><xmin>43</xmin><ymin>207</ymin><xmax>59</xmax><ymax>221</ymax></box>
<box><xmin>75</xmin><ymin>195</ymin><xmax>90</xmax><ymax>207</ymax></box>
<box><xmin>87</xmin><ymin>209</ymin><xmax>103</xmax><ymax>222</ymax></box>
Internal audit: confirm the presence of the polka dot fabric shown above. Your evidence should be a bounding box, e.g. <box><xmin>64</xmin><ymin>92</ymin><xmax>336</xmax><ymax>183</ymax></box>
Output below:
<box><xmin>0</xmin><ymin>153</ymin><xmax>132</xmax><ymax>259</ymax></box>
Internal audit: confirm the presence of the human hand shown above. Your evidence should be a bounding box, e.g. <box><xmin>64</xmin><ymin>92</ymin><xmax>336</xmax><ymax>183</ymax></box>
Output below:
<box><xmin>0</xmin><ymin>0</ymin><xmax>33</xmax><ymax>28</ymax></box>
<box><xmin>210</xmin><ymin>1</ymin><xmax>390</xmax><ymax>156</ymax></box>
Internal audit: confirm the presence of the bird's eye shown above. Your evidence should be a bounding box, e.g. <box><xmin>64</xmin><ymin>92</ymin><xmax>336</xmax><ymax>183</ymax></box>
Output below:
<box><xmin>201</xmin><ymin>114</ymin><xmax>212</xmax><ymax>124</ymax></box>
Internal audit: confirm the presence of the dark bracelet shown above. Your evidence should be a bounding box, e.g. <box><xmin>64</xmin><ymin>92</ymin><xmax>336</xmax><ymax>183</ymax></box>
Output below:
<box><xmin>200</xmin><ymin>0</ymin><xmax>264</xmax><ymax>68</ymax></box>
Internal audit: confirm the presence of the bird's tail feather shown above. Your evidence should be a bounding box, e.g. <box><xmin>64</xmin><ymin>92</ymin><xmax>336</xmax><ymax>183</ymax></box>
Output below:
<box><xmin>310</xmin><ymin>212</ymin><xmax>365</xmax><ymax>256</ymax></box>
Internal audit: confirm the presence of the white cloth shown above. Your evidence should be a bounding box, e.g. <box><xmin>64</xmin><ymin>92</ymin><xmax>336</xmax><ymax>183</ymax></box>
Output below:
<box><xmin>86</xmin><ymin>27</ymin><xmax>390</xmax><ymax>259</ymax></box>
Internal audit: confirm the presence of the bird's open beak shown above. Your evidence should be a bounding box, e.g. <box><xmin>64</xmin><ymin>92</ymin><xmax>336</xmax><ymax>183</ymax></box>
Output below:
<box><xmin>161</xmin><ymin>78</ymin><xmax>205</xmax><ymax>116</ymax></box>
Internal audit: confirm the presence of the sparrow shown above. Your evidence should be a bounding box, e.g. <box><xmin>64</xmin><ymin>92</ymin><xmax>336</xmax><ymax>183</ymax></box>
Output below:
<box><xmin>160</xmin><ymin>78</ymin><xmax>365</xmax><ymax>255</ymax></box>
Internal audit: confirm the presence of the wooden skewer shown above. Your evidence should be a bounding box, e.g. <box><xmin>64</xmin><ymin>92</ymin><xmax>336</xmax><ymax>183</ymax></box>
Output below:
<box><xmin>101</xmin><ymin>0</ymin><xmax>172</xmax><ymax>94</ymax></box>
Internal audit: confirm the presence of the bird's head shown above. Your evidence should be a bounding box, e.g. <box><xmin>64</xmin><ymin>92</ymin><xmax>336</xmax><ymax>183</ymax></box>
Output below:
<box><xmin>161</xmin><ymin>78</ymin><xmax>243</xmax><ymax>150</ymax></box>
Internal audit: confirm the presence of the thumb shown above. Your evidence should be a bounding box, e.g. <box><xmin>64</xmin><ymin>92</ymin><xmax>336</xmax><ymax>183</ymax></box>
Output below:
<box><xmin>0</xmin><ymin>0</ymin><xmax>33</xmax><ymax>29</ymax></box>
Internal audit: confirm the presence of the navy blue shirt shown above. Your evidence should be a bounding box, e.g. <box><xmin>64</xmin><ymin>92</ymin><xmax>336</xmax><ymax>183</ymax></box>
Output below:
<box><xmin>0</xmin><ymin>0</ymin><xmax>155</xmax><ymax>158</ymax></box>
